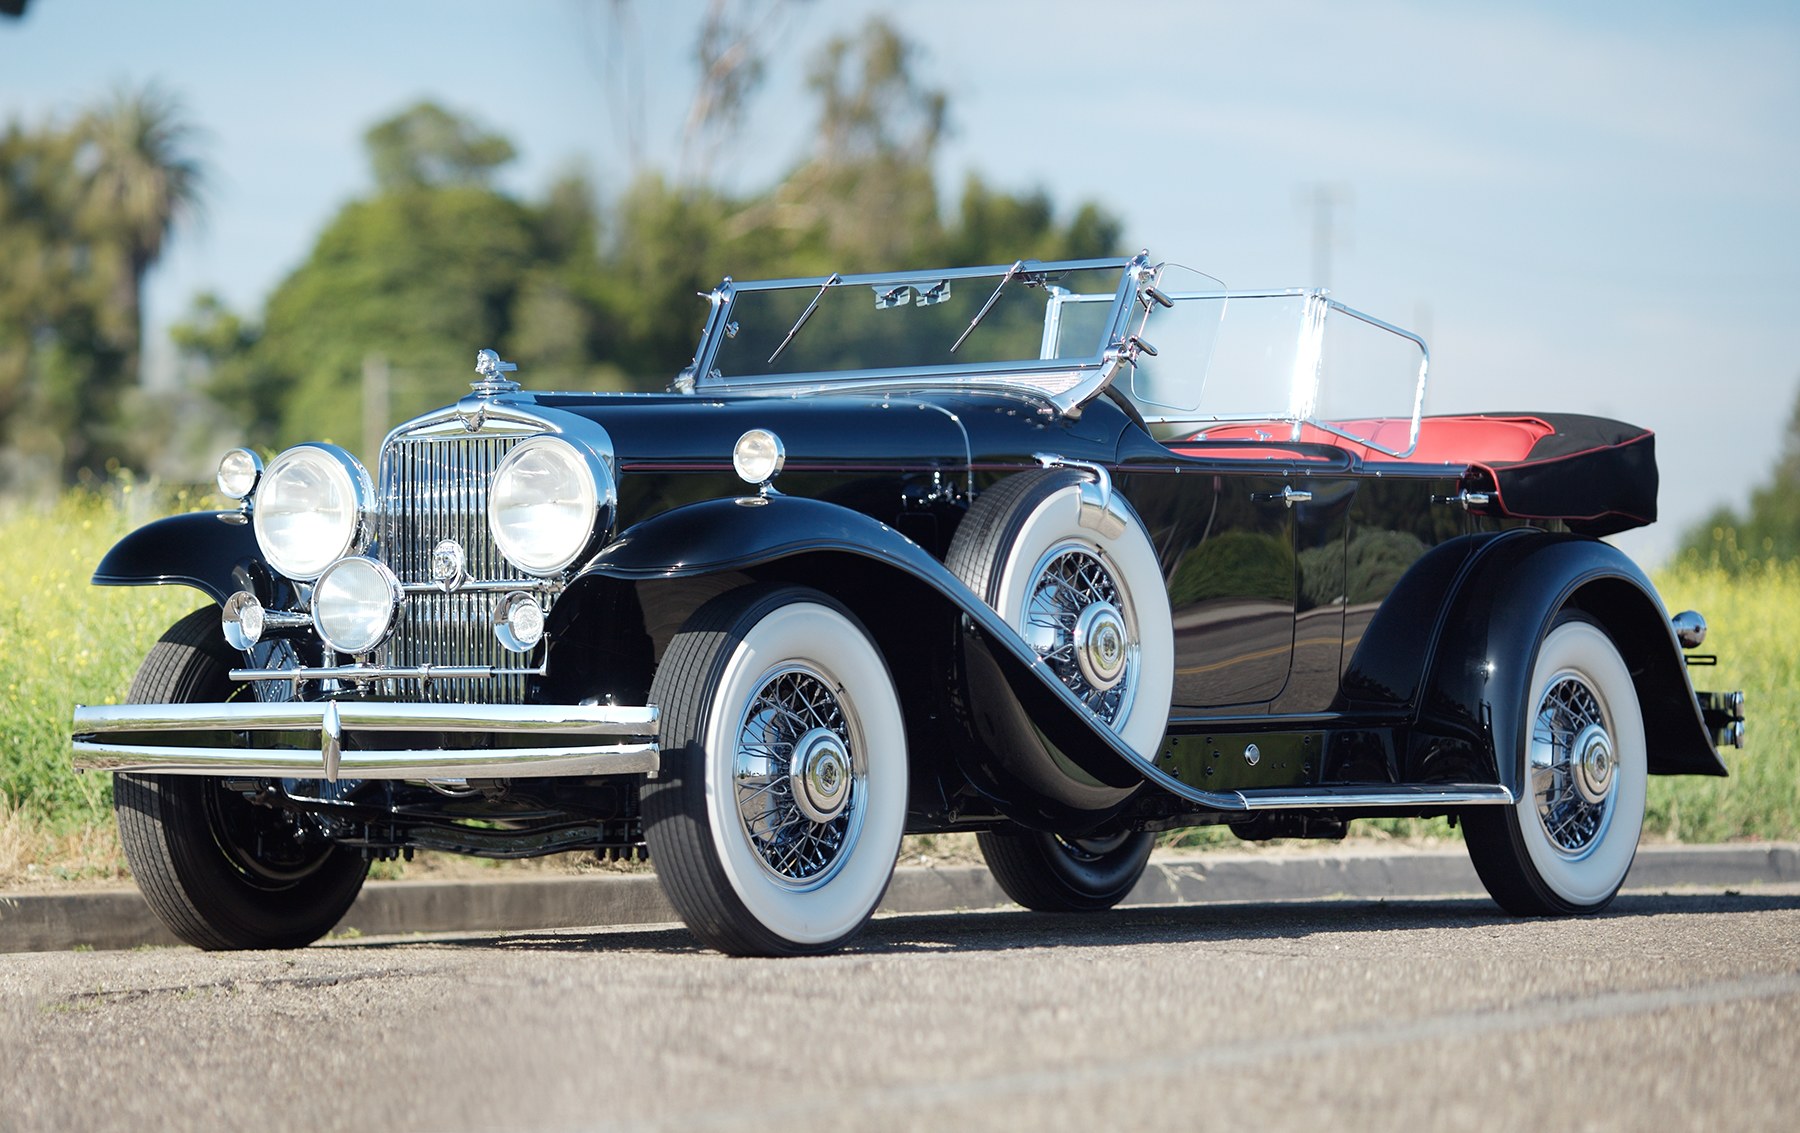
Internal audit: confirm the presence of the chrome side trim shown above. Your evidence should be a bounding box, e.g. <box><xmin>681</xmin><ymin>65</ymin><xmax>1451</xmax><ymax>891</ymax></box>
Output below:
<box><xmin>74</xmin><ymin>701</ymin><xmax>658</xmax><ymax>736</ymax></box>
<box><xmin>71</xmin><ymin>741</ymin><xmax>659</xmax><ymax>780</ymax></box>
<box><xmin>1233</xmin><ymin>784</ymin><xmax>1514</xmax><ymax>810</ymax></box>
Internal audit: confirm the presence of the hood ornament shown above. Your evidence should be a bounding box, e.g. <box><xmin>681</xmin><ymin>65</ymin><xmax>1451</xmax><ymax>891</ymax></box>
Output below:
<box><xmin>471</xmin><ymin>349</ymin><xmax>520</xmax><ymax>396</ymax></box>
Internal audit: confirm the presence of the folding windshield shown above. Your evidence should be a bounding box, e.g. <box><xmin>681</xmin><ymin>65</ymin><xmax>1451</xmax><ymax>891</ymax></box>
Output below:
<box><xmin>699</xmin><ymin>260</ymin><xmax>1135</xmax><ymax>387</ymax></box>
<box><xmin>1125</xmin><ymin>264</ymin><xmax>1429</xmax><ymax>456</ymax></box>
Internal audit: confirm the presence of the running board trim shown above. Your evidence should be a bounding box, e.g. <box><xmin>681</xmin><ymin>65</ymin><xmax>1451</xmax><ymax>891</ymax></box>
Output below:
<box><xmin>1233</xmin><ymin>784</ymin><xmax>1515</xmax><ymax>810</ymax></box>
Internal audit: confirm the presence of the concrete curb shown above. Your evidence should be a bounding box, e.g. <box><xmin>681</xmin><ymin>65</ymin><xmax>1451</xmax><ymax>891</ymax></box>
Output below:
<box><xmin>3</xmin><ymin>843</ymin><xmax>1795</xmax><ymax>954</ymax></box>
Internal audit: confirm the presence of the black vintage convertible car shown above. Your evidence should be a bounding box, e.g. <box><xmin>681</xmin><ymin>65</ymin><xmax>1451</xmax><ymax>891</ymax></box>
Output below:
<box><xmin>73</xmin><ymin>254</ymin><xmax>1744</xmax><ymax>955</ymax></box>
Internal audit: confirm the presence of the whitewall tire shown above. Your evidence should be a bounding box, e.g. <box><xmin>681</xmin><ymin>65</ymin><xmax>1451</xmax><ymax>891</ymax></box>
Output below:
<box><xmin>643</xmin><ymin>584</ymin><xmax>907</xmax><ymax>955</ymax></box>
<box><xmin>1465</xmin><ymin>615</ymin><xmax>1647</xmax><ymax>914</ymax></box>
<box><xmin>946</xmin><ymin>469</ymin><xmax>1174</xmax><ymax>760</ymax></box>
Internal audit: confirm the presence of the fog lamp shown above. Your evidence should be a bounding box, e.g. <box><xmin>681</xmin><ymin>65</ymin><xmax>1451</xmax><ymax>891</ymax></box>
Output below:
<box><xmin>493</xmin><ymin>591</ymin><xmax>546</xmax><ymax>653</ymax></box>
<box><xmin>312</xmin><ymin>556</ymin><xmax>404</xmax><ymax>656</ymax></box>
<box><xmin>221</xmin><ymin>591</ymin><xmax>265</xmax><ymax>650</ymax></box>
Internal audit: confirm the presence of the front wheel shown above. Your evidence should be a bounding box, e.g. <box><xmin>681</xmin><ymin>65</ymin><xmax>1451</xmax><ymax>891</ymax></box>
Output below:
<box><xmin>114</xmin><ymin>609</ymin><xmax>369</xmax><ymax>950</ymax></box>
<box><xmin>978</xmin><ymin>827</ymin><xmax>1155</xmax><ymax>912</ymax></box>
<box><xmin>1463</xmin><ymin>615</ymin><xmax>1646</xmax><ymax>915</ymax></box>
<box><xmin>643</xmin><ymin>585</ymin><xmax>908</xmax><ymax>956</ymax></box>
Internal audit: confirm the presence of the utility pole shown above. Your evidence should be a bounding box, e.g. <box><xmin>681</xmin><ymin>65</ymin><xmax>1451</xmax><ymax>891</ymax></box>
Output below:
<box><xmin>1299</xmin><ymin>182</ymin><xmax>1352</xmax><ymax>290</ymax></box>
<box><xmin>363</xmin><ymin>354</ymin><xmax>389</xmax><ymax>467</ymax></box>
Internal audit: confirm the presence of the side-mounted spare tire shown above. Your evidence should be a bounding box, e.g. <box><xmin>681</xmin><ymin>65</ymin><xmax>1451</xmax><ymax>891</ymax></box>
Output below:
<box><xmin>947</xmin><ymin>467</ymin><xmax>1174</xmax><ymax>772</ymax></box>
<box><xmin>948</xmin><ymin>468</ymin><xmax>1172</xmax><ymax>908</ymax></box>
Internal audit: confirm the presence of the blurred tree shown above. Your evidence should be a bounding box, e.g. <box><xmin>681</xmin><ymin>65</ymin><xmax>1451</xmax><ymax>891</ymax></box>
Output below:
<box><xmin>943</xmin><ymin>176</ymin><xmax>1123</xmax><ymax>266</ymax></box>
<box><xmin>169</xmin><ymin>293</ymin><xmax>275</xmax><ymax>438</ymax></box>
<box><xmin>179</xmin><ymin>102</ymin><xmax>619</xmax><ymax>455</ymax></box>
<box><xmin>179</xmin><ymin>17</ymin><xmax>1124</xmax><ymax>448</ymax></box>
<box><xmin>1678</xmin><ymin>376</ymin><xmax>1800</xmax><ymax>572</ymax></box>
<box><xmin>0</xmin><ymin>84</ymin><xmax>203</xmax><ymax>484</ymax></box>
<box><xmin>77</xmin><ymin>83</ymin><xmax>205</xmax><ymax>395</ymax></box>
<box><xmin>364</xmin><ymin>101</ymin><xmax>515</xmax><ymax>191</ymax></box>
<box><xmin>763</xmin><ymin>17</ymin><xmax>949</xmax><ymax>268</ymax></box>
<box><xmin>679</xmin><ymin>0</ymin><xmax>801</xmax><ymax>184</ymax></box>
<box><xmin>597</xmin><ymin>15</ymin><xmax>1123</xmax><ymax>380</ymax></box>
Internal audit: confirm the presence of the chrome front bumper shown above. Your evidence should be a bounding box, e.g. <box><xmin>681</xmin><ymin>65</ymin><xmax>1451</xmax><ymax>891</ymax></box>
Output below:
<box><xmin>71</xmin><ymin>701</ymin><xmax>659</xmax><ymax>781</ymax></box>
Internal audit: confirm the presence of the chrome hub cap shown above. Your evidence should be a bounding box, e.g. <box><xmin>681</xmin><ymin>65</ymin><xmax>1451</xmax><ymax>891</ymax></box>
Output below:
<box><xmin>1529</xmin><ymin>674</ymin><xmax>1615</xmax><ymax>856</ymax></box>
<box><xmin>1072</xmin><ymin>602</ymin><xmax>1128</xmax><ymax>691</ymax></box>
<box><xmin>733</xmin><ymin>667</ymin><xmax>862</xmax><ymax>885</ymax></box>
<box><xmin>1572</xmin><ymin>723</ymin><xmax>1615</xmax><ymax>806</ymax></box>
<box><xmin>789</xmin><ymin>727</ymin><xmax>852</xmax><ymax>824</ymax></box>
<box><xmin>1023</xmin><ymin>543</ymin><xmax>1138</xmax><ymax>727</ymax></box>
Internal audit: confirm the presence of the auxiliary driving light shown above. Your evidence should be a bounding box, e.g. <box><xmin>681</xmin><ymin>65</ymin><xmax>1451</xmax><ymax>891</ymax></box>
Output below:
<box><xmin>493</xmin><ymin>591</ymin><xmax>547</xmax><ymax>653</ymax></box>
<box><xmin>221</xmin><ymin>591</ymin><xmax>266</xmax><ymax>650</ymax></box>
<box><xmin>312</xmin><ymin>556</ymin><xmax>404</xmax><ymax>656</ymax></box>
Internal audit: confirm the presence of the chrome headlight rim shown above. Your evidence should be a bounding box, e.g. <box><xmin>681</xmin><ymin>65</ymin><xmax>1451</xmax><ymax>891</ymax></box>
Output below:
<box><xmin>486</xmin><ymin>434</ymin><xmax>614</xmax><ymax>577</ymax></box>
<box><xmin>251</xmin><ymin>443</ymin><xmax>375</xmax><ymax>582</ymax></box>
<box><xmin>311</xmin><ymin>555</ymin><xmax>405</xmax><ymax>657</ymax></box>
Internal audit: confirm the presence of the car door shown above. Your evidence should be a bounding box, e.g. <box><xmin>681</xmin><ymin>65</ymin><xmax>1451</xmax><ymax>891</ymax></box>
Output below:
<box><xmin>1114</xmin><ymin>464</ymin><xmax>1298</xmax><ymax>710</ymax></box>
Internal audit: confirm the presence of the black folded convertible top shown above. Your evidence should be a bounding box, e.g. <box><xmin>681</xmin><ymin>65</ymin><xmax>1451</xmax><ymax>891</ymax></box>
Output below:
<box><xmin>1469</xmin><ymin>412</ymin><xmax>1657</xmax><ymax>537</ymax></box>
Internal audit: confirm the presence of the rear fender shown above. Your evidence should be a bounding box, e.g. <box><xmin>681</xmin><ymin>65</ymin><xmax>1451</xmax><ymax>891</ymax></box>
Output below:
<box><xmin>1411</xmin><ymin>532</ymin><xmax>1722</xmax><ymax>796</ymax></box>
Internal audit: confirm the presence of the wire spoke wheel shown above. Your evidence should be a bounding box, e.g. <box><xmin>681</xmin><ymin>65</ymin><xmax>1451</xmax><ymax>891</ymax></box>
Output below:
<box><xmin>1464</xmin><ymin>614</ymin><xmax>1646</xmax><ymax>915</ymax></box>
<box><xmin>733</xmin><ymin>667</ymin><xmax>861</xmax><ymax>886</ymax></box>
<box><xmin>643</xmin><ymin>584</ymin><xmax>907</xmax><ymax>956</ymax></box>
<box><xmin>1530</xmin><ymin>675</ymin><xmax>1617</xmax><ymax>856</ymax></box>
<box><xmin>1022</xmin><ymin>543</ymin><xmax>1138</xmax><ymax>727</ymax></box>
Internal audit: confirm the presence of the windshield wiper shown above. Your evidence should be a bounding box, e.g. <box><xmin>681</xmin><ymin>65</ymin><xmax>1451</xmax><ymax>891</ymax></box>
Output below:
<box><xmin>950</xmin><ymin>260</ymin><xmax>1023</xmax><ymax>354</ymax></box>
<box><xmin>766</xmin><ymin>273</ymin><xmax>841</xmax><ymax>366</ymax></box>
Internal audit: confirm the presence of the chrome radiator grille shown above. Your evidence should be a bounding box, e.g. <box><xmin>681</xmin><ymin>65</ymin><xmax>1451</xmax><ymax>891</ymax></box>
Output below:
<box><xmin>376</xmin><ymin>427</ymin><xmax>544</xmax><ymax>703</ymax></box>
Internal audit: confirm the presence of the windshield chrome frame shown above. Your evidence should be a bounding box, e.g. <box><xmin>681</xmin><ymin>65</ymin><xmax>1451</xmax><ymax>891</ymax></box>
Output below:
<box><xmin>688</xmin><ymin>255</ymin><xmax>1149</xmax><ymax>417</ymax></box>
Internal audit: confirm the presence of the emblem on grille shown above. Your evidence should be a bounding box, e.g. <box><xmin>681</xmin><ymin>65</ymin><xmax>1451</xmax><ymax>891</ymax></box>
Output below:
<box><xmin>431</xmin><ymin>539</ymin><xmax>468</xmax><ymax>591</ymax></box>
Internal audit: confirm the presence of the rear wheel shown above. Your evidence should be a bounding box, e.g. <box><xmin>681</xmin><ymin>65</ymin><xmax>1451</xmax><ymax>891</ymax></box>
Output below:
<box><xmin>114</xmin><ymin>608</ymin><xmax>368</xmax><ymax>950</ymax></box>
<box><xmin>642</xmin><ymin>585</ymin><xmax>907</xmax><ymax>956</ymax></box>
<box><xmin>1464</xmin><ymin>615</ymin><xmax>1646</xmax><ymax>915</ymax></box>
<box><xmin>978</xmin><ymin>827</ymin><xmax>1155</xmax><ymax>912</ymax></box>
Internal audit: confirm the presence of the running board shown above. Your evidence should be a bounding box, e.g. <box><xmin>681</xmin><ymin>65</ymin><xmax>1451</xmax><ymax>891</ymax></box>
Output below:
<box><xmin>1233</xmin><ymin>784</ymin><xmax>1515</xmax><ymax>810</ymax></box>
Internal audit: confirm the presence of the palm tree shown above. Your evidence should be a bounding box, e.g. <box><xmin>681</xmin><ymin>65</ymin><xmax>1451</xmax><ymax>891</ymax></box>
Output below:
<box><xmin>78</xmin><ymin>82</ymin><xmax>205</xmax><ymax>389</ymax></box>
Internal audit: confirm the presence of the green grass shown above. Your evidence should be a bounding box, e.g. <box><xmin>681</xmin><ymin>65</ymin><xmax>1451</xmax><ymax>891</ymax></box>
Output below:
<box><xmin>1645</xmin><ymin>560</ymin><xmax>1800</xmax><ymax>841</ymax></box>
<box><xmin>1</xmin><ymin>487</ymin><xmax>1795</xmax><ymax>886</ymax></box>
<box><xmin>0</xmin><ymin>483</ymin><xmax>204</xmax><ymax>884</ymax></box>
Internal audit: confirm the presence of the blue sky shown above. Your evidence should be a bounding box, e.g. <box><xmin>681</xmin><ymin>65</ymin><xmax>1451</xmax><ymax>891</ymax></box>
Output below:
<box><xmin>4</xmin><ymin>0</ymin><xmax>1798</xmax><ymax>565</ymax></box>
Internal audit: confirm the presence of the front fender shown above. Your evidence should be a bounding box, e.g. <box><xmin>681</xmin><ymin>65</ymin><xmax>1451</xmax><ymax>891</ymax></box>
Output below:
<box><xmin>578</xmin><ymin>495</ymin><xmax>1247</xmax><ymax>813</ymax></box>
<box><xmin>92</xmin><ymin>512</ymin><xmax>280</xmax><ymax>607</ymax></box>
<box><xmin>1411</xmin><ymin>531</ymin><xmax>1723</xmax><ymax>796</ymax></box>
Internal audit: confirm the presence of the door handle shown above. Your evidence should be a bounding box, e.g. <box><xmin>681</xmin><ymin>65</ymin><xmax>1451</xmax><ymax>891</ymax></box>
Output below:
<box><xmin>1254</xmin><ymin>486</ymin><xmax>1312</xmax><ymax>508</ymax></box>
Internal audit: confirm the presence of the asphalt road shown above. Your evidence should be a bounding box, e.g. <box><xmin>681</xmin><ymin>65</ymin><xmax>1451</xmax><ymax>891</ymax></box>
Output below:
<box><xmin>4</xmin><ymin>885</ymin><xmax>1798</xmax><ymax>1132</ymax></box>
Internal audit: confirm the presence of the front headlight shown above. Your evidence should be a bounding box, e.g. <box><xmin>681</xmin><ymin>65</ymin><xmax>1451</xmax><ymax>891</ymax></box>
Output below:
<box><xmin>252</xmin><ymin>443</ymin><xmax>373</xmax><ymax>580</ymax></box>
<box><xmin>487</xmin><ymin>436</ymin><xmax>607</xmax><ymax>575</ymax></box>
